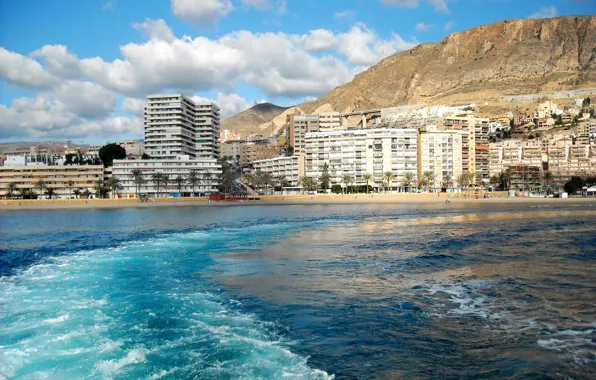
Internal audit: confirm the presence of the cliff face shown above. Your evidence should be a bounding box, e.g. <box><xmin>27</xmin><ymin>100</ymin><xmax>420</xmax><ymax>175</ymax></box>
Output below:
<box><xmin>302</xmin><ymin>16</ymin><xmax>596</xmax><ymax>113</ymax></box>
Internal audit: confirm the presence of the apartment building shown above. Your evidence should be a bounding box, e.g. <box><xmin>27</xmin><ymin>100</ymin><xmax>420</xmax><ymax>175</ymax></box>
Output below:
<box><xmin>418</xmin><ymin>129</ymin><xmax>465</xmax><ymax>188</ymax></box>
<box><xmin>112</xmin><ymin>156</ymin><xmax>221</xmax><ymax>197</ymax></box>
<box><xmin>0</xmin><ymin>165</ymin><xmax>104</xmax><ymax>199</ymax></box>
<box><xmin>285</xmin><ymin>114</ymin><xmax>320</xmax><ymax>156</ymax></box>
<box><xmin>252</xmin><ymin>156</ymin><xmax>303</xmax><ymax>187</ymax></box>
<box><xmin>319</xmin><ymin>112</ymin><xmax>341</xmax><ymax>130</ymax></box>
<box><xmin>221</xmin><ymin>140</ymin><xmax>242</xmax><ymax>160</ymax></box>
<box><xmin>443</xmin><ymin>115</ymin><xmax>490</xmax><ymax>181</ymax></box>
<box><xmin>304</xmin><ymin>128</ymin><xmax>418</xmax><ymax>190</ymax></box>
<box><xmin>239</xmin><ymin>142</ymin><xmax>278</xmax><ymax>166</ymax></box>
<box><xmin>144</xmin><ymin>94</ymin><xmax>220</xmax><ymax>160</ymax></box>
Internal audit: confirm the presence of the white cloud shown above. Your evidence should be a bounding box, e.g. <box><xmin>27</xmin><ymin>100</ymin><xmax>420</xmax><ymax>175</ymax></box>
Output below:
<box><xmin>336</xmin><ymin>23</ymin><xmax>418</xmax><ymax>65</ymax></box>
<box><xmin>0</xmin><ymin>47</ymin><xmax>57</xmax><ymax>89</ymax></box>
<box><xmin>241</xmin><ymin>0</ymin><xmax>272</xmax><ymax>10</ymax></box>
<box><xmin>171</xmin><ymin>0</ymin><xmax>234</xmax><ymax>23</ymax></box>
<box><xmin>426</xmin><ymin>0</ymin><xmax>450</xmax><ymax>14</ymax></box>
<box><xmin>31</xmin><ymin>45</ymin><xmax>83</xmax><ymax>79</ymax></box>
<box><xmin>53</xmin><ymin>81</ymin><xmax>118</xmax><ymax>118</ymax></box>
<box><xmin>415</xmin><ymin>22</ymin><xmax>432</xmax><ymax>31</ymax></box>
<box><xmin>300</xmin><ymin>29</ymin><xmax>337</xmax><ymax>51</ymax></box>
<box><xmin>121</xmin><ymin>98</ymin><xmax>145</xmax><ymax>117</ymax></box>
<box><xmin>528</xmin><ymin>6</ymin><xmax>557</xmax><ymax>19</ymax></box>
<box><xmin>216</xmin><ymin>93</ymin><xmax>251</xmax><ymax>118</ymax></box>
<box><xmin>380</xmin><ymin>0</ymin><xmax>419</xmax><ymax>8</ymax></box>
<box><xmin>102</xmin><ymin>1</ymin><xmax>117</xmax><ymax>11</ymax></box>
<box><xmin>132</xmin><ymin>18</ymin><xmax>175</xmax><ymax>42</ymax></box>
<box><xmin>444</xmin><ymin>21</ymin><xmax>455</xmax><ymax>31</ymax></box>
<box><xmin>333</xmin><ymin>10</ymin><xmax>355</xmax><ymax>19</ymax></box>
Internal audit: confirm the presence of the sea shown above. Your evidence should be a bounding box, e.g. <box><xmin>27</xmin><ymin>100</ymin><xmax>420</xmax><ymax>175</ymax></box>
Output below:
<box><xmin>1</xmin><ymin>203</ymin><xmax>595</xmax><ymax>379</ymax></box>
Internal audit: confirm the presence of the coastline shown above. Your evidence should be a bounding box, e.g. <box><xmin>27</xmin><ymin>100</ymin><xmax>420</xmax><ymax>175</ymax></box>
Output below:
<box><xmin>2</xmin><ymin>194</ymin><xmax>596</xmax><ymax>211</ymax></box>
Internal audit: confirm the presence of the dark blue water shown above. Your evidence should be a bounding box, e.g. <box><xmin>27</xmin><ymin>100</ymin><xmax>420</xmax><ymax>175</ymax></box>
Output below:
<box><xmin>1</xmin><ymin>203</ymin><xmax>595</xmax><ymax>379</ymax></box>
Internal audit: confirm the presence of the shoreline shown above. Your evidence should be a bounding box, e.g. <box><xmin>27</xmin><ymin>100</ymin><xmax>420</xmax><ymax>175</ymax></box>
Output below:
<box><xmin>2</xmin><ymin>195</ymin><xmax>596</xmax><ymax>211</ymax></box>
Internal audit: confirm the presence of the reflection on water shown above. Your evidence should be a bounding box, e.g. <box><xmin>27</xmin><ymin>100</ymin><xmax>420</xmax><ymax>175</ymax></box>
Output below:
<box><xmin>1</xmin><ymin>203</ymin><xmax>595</xmax><ymax>379</ymax></box>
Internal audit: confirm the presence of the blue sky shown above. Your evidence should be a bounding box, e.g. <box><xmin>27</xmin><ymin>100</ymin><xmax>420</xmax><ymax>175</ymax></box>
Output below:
<box><xmin>0</xmin><ymin>0</ymin><xmax>594</xmax><ymax>143</ymax></box>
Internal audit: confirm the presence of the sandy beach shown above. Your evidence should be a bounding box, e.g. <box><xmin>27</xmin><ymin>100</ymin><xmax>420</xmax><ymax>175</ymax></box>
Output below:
<box><xmin>2</xmin><ymin>193</ymin><xmax>596</xmax><ymax>210</ymax></box>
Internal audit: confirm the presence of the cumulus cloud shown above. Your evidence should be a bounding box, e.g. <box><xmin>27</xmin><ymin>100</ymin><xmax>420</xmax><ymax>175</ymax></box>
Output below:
<box><xmin>171</xmin><ymin>0</ymin><xmax>234</xmax><ymax>23</ymax></box>
<box><xmin>216</xmin><ymin>93</ymin><xmax>251</xmax><ymax>118</ymax></box>
<box><xmin>31</xmin><ymin>45</ymin><xmax>83</xmax><ymax>79</ymax></box>
<box><xmin>528</xmin><ymin>6</ymin><xmax>557</xmax><ymax>19</ymax></box>
<box><xmin>0</xmin><ymin>47</ymin><xmax>57</xmax><ymax>89</ymax></box>
<box><xmin>415</xmin><ymin>22</ymin><xmax>432</xmax><ymax>31</ymax></box>
<box><xmin>300</xmin><ymin>29</ymin><xmax>337</xmax><ymax>51</ymax></box>
<box><xmin>132</xmin><ymin>18</ymin><xmax>175</xmax><ymax>42</ymax></box>
<box><xmin>121</xmin><ymin>97</ymin><xmax>146</xmax><ymax>117</ymax></box>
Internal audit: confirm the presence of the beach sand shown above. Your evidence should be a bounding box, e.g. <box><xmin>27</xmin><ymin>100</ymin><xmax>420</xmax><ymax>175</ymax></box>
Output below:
<box><xmin>2</xmin><ymin>194</ymin><xmax>596</xmax><ymax>211</ymax></box>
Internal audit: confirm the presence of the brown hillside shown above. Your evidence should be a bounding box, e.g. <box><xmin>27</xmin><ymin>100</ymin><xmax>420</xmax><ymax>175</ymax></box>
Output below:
<box><xmin>221</xmin><ymin>103</ymin><xmax>290</xmax><ymax>138</ymax></box>
<box><xmin>301</xmin><ymin>15</ymin><xmax>596</xmax><ymax>113</ymax></box>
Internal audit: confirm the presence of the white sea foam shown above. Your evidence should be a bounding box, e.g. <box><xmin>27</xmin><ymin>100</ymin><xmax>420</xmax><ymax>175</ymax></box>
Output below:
<box><xmin>94</xmin><ymin>347</ymin><xmax>149</xmax><ymax>378</ymax></box>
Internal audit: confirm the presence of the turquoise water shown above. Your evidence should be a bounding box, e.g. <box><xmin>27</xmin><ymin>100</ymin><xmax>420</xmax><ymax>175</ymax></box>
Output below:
<box><xmin>1</xmin><ymin>204</ymin><xmax>595</xmax><ymax>379</ymax></box>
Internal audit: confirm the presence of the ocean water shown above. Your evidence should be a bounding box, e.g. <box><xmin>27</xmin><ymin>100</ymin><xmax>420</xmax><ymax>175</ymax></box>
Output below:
<box><xmin>1</xmin><ymin>203</ymin><xmax>595</xmax><ymax>379</ymax></box>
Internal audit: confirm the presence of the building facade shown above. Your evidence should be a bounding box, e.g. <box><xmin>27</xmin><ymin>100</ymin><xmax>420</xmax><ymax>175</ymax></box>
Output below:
<box><xmin>0</xmin><ymin>165</ymin><xmax>104</xmax><ymax>199</ymax></box>
<box><xmin>239</xmin><ymin>142</ymin><xmax>278</xmax><ymax>166</ymax></box>
<box><xmin>418</xmin><ymin>129</ymin><xmax>465</xmax><ymax>188</ymax></box>
<box><xmin>144</xmin><ymin>94</ymin><xmax>220</xmax><ymax>160</ymax></box>
<box><xmin>252</xmin><ymin>156</ymin><xmax>303</xmax><ymax>187</ymax></box>
<box><xmin>304</xmin><ymin>128</ymin><xmax>418</xmax><ymax>190</ymax></box>
<box><xmin>112</xmin><ymin>156</ymin><xmax>221</xmax><ymax>197</ymax></box>
<box><xmin>285</xmin><ymin>114</ymin><xmax>320</xmax><ymax>156</ymax></box>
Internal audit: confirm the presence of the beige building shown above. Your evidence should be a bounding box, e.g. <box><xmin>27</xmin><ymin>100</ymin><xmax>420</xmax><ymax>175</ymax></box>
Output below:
<box><xmin>0</xmin><ymin>165</ymin><xmax>104</xmax><ymax>199</ymax></box>
<box><xmin>252</xmin><ymin>156</ymin><xmax>304</xmax><ymax>187</ymax></box>
<box><xmin>319</xmin><ymin>112</ymin><xmax>341</xmax><ymax>130</ymax></box>
<box><xmin>304</xmin><ymin>128</ymin><xmax>418</xmax><ymax>191</ymax></box>
<box><xmin>285</xmin><ymin>114</ymin><xmax>320</xmax><ymax>156</ymax></box>
<box><xmin>443</xmin><ymin>115</ymin><xmax>490</xmax><ymax>182</ymax></box>
<box><xmin>239</xmin><ymin>142</ymin><xmax>278</xmax><ymax>166</ymax></box>
<box><xmin>418</xmin><ymin>129</ymin><xmax>465</xmax><ymax>188</ymax></box>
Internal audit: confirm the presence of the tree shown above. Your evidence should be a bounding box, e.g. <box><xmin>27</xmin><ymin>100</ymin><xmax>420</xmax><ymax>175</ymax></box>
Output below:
<box><xmin>82</xmin><ymin>189</ymin><xmax>92</xmax><ymax>199</ymax></box>
<box><xmin>286</xmin><ymin>146</ymin><xmax>294</xmax><ymax>156</ymax></box>
<box><xmin>98</xmin><ymin>143</ymin><xmax>126</xmax><ymax>167</ymax></box>
<box><xmin>362</xmin><ymin>173</ymin><xmax>373</xmax><ymax>194</ymax></box>
<box><xmin>442</xmin><ymin>173</ymin><xmax>454</xmax><ymax>189</ymax></box>
<box><xmin>402</xmin><ymin>172</ymin><xmax>415</xmax><ymax>192</ymax></box>
<box><xmin>66</xmin><ymin>180</ymin><xmax>75</xmax><ymax>198</ymax></box>
<box><xmin>5</xmin><ymin>182</ymin><xmax>17</xmax><ymax>199</ymax></box>
<box><xmin>543</xmin><ymin>171</ymin><xmax>553</xmax><ymax>186</ymax></box>
<box><xmin>73</xmin><ymin>188</ymin><xmax>81</xmax><ymax>199</ymax></box>
<box><xmin>94</xmin><ymin>180</ymin><xmax>109</xmax><ymax>198</ymax></box>
<box><xmin>274</xmin><ymin>175</ymin><xmax>290</xmax><ymax>190</ymax></box>
<box><xmin>174</xmin><ymin>175</ymin><xmax>185</xmax><ymax>195</ymax></box>
<box><xmin>151</xmin><ymin>172</ymin><xmax>164</xmax><ymax>198</ymax></box>
<box><xmin>107</xmin><ymin>177</ymin><xmax>122</xmax><ymax>199</ymax></box>
<box><xmin>188</xmin><ymin>170</ymin><xmax>200</xmax><ymax>196</ymax></box>
<box><xmin>319</xmin><ymin>163</ymin><xmax>331</xmax><ymax>190</ymax></box>
<box><xmin>423</xmin><ymin>171</ymin><xmax>435</xmax><ymax>189</ymax></box>
<box><xmin>162</xmin><ymin>174</ymin><xmax>170</xmax><ymax>197</ymax></box>
<box><xmin>457</xmin><ymin>171</ymin><xmax>472</xmax><ymax>189</ymax></box>
<box><xmin>564</xmin><ymin>176</ymin><xmax>584</xmax><ymax>194</ymax></box>
<box><xmin>219</xmin><ymin>161</ymin><xmax>237</xmax><ymax>193</ymax></box>
<box><xmin>383</xmin><ymin>171</ymin><xmax>395</xmax><ymax>193</ymax></box>
<box><xmin>45</xmin><ymin>187</ymin><xmax>56</xmax><ymax>199</ymax></box>
<box><xmin>490</xmin><ymin>175</ymin><xmax>501</xmax><ymax>190</ymax></box>
<box><xmin>299</xmin><ymin>176</ymin><xmax>318</xmax><ymax>192</ymax></box>
<box><xmin>475</xmin><ymin>172</ymin><xmax>484</xmax><ymax>189</ymax></box>
<box><xmin>141</xmin><ymin>153</ymin><xmax>150</xmax><ymax>159</ymax></box>
<box><xmin>203</xmin><ymin>170</ymin><xmax>213</xmax><ymax>192</ymax></box>
<box><xmin>131</xmin><ymin>168</ymin><xmax>145</xmax><ymax>198</ymax></box>
<box><xmin>34</xmin><ymin>179</ymin><xmax>47</xmax><ymax>195</ymax></box>
<box><xmin>342</xmin><ymin>174</ymin><xmax>354</xmax><ymax>194</ymax></box>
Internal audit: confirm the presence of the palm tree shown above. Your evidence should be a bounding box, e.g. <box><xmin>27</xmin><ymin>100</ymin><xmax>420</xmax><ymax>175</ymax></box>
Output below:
<box><xmin>299</xmin><ymin>176</ymin><xmax>318</xmax><ymax>192</ymax></box>
<box><xmin>16</xmin><ymin>188</ymin><xmax>27</xmax><ymax>199</ymax></box>
<box><xmin>402</xmin><ymin>172</ymin><xmax>415</xmax><ymax>192</ymax></box>
<box><xmin>342</xmin><ymin>174</ymin><xmax>354</xmax><ymax>194</ymax></box>
<box><xmin>65</xmin><ymin>180</ymin><xmax>75</xmax><ymax>199</ymax></box>
<box><xmin>73</xmin><ymin>188</ymin><xmax>81</xmax><ymax>199</ymax></box>
<box><xmin>174</xmin><ymin>175</ymin><xmax>185</xmax><ymax>196</ymax></box>
<box><xmin>34</xmin><ymin>179</ymin><xmax>47</xmax><ymax>197</ymax></box>
<box><xmin>94</xmin><ymin>180</ymin><xmax>109</xmax><ymax>199</ymax></box>
<box><xmin>188</xmin><ymin>170</ymin><xmax>200</xmax><ymax>196</ymax></box>
<box><xmin>383</xmin><ymin>171</ymin><xmax>395</xmax><ymax>193</ymax></box>
<box><xmin>543</xmin><ymin>171</ymin><xmax>553</xmax><ymax>186</ymax></box>
<box><xmin>362</xmin><ymin>173</ymin><xmax>373</xmax><ymax>194</ymax></box>
<box><xmin>442</xmin><ymin>173</ymin><xmax>454</xmax><ymax>189</ymax></box>
<box><xmin>131</xmin><ymin>169</ymin><xmax>145</xmax><ymax>199</ymax></box>
<box><xmin>45</xmin><ymin>187</ymin><xmax>56</xmax><ymax>199</ymax></box>
<box><xmin>107</xmin><ymin>177</ymin><xmax>122</xmax><ymax>199</ymax></box>
<box><xmin>490</xmin><ymin>174</ymin><xmax>501</xmax><ymax>190</ymax></box>
<box><xmin>151</xmin><ymin>172</ymin><xmax>164</xmax><ymax>198</ymax></box>
<box><xmin>5</xmin><ymin>182</ymin><xmax>17</xmax><ymax>199</ymax></box>
<box><xmin>423</xmin><ymin>171</ymin><xmax>435</xmax><ymax>189</ymax></box>
<box><xmin>82</xmin><ymin>189</ymin><xmax>92</xmax><ymax>199</ymax></box>
<box><xmin>162</xmin><ymin>174</ymin><xmax>170</xmax><ymax>197</ymax></box>
<box><xmin>202</xmin><ymin>171</ymin><xmax>212</xmax><ymax>192</ymax></box>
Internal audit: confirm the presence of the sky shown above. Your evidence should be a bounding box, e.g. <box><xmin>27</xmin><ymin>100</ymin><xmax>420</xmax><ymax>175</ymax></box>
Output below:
<box><xmin>0</xmin><ymin>0</ymin><xmax>594</xmax><ymax>143</ymax></box>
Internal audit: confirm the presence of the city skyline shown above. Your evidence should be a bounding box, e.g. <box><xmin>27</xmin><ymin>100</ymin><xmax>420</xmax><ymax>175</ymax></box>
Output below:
<box><xmin>1</xmin><ymin>0</ymin><xmax>595</xmax><ymax>143</ymax></box>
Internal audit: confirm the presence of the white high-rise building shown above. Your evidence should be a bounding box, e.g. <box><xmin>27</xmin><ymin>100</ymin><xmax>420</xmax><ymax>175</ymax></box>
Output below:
<box><xmin>305</xmin><ymin>128</ymin><xmax>418</xmax><ymax>191</ymax></box>
<box><xmin>418</xmin><ymin>128</ymin><xmax>466</xmax><ymax>188</ymax></box>
<box><xmin>144</xmin><ymin>94</ymin><xmax>220</xmax><ymax>160</ymax></box>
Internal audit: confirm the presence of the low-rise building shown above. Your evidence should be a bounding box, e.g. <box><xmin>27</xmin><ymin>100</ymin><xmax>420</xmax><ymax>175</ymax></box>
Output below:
<box><xmin>0</xmin><ymin>165</ymin><xmax>104</xmax><ymax>199</ymax></box>
<box><xmin>252</xmin><ymin>156</ymin><xmax>303</xmax><ymax>187</ymax></box>
<box><xmin>239</xmin><ymin>142</ymin><xmax>278</xmax><ymax>166</ymax></box>
<box><xmin>112</xmin><ymin>156</ymin><xmax>221</xmax><ymax>197</ymax></box>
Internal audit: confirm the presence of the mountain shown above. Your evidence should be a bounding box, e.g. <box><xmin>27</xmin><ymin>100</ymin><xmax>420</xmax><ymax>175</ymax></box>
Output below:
<box><xmin>0</xmin><ymin>141</ymin><xmax>89</xmax><ymax>154</ymax></box>
<box><xmin>221</xmin><ymin>103</ymin><xmax>291</xmax><ymax>140</ymax></box>
<box><xmin>301</xmin><ymin>15</ymin><xmax>596</xmax><ymax>114</ymax></box>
